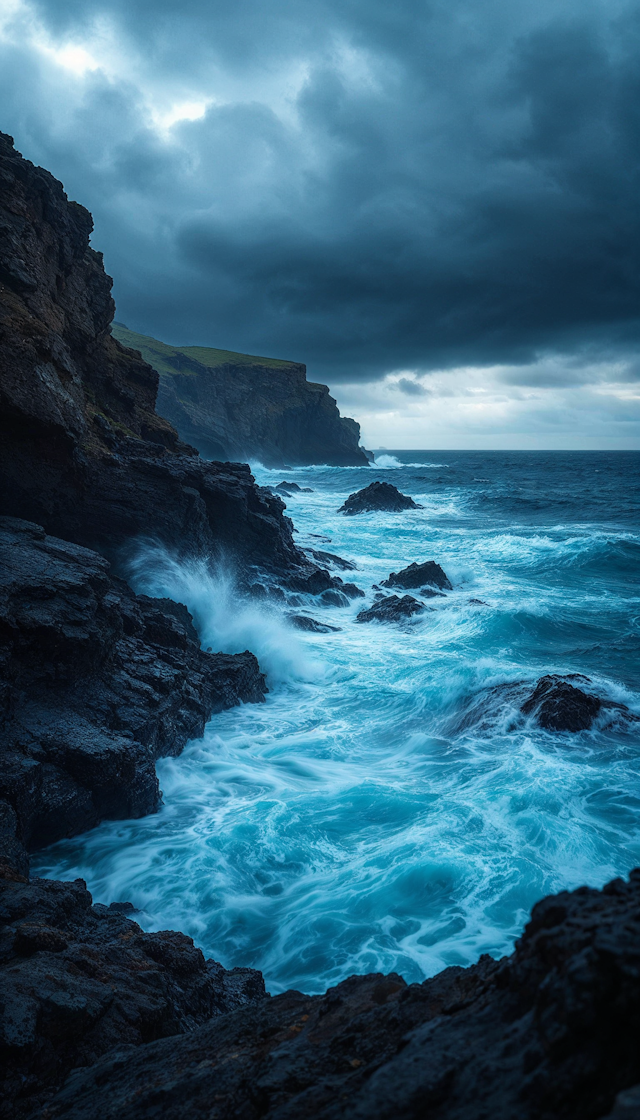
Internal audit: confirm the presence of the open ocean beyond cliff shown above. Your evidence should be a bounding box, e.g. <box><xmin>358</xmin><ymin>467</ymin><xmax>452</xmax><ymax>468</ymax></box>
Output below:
<box><xmin>34</xmin><ymin>451</ymin><xmax>640</xmax><ymax>994</ymax></box>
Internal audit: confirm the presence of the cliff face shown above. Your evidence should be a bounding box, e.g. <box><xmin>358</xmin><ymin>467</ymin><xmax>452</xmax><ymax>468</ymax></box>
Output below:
<box><xmin>0</xmin><ymin>133</ymin><xmax>328</xmax><ymax>584</ymax></box>
<box><xmin>110</xmin><ymin>324</ymin><xmax>371</xmax><ymax>468</ymax></box>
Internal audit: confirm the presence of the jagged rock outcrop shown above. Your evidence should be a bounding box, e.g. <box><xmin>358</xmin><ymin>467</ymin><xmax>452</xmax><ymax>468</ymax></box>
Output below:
<box><xmin>111</xmin><ymin>324</ymin><xmax>370</xmax><ymax>469</ymax></box>
<box><xmin>0</xmin><ymin>517</ymin><xmax>266</xmax><ymax>876</ymax></box>
<box><xmin>356</xmin><ymin>594</ymin><xmax>425</xmax><ymax>623</ymax></box>
<box><xmin>382</xmin><ymin>560</ymin><xmax>452</xmax><ymax>592</ymax></box>
<box><xmin>338</xmin><ymin>482</ymin><xmax>421</xmax><ymax>515</ymax></box>
<box><xmin>521</xmin><ymin>674</ymin><xmax>602</xmax><ymax>731</ymax></box>
<box><xmin>0</xmin><ymin>133</ymin><xmax>333</xmax><ymax>589</ymax></box>
<box><xmin>37</xmin><ymin>871</ymin><xmax>640</xmax><ymax>1120</ymax></box>
<box><xmin>0</xmin><ymin>876</ymin><xmax>265</xmax><ymax>1119</ymax></box>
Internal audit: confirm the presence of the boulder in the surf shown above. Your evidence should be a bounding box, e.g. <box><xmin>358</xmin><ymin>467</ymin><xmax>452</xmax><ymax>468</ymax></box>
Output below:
<box><xmin>356</xmin><ymin>594</ymin><xmax>425</xmax><ymax>624</ymax></box>
<box><xmin>275</xmin><ymin>481</ymin><xmax>314</xmax><ymax>495</ymax></box>
<box><xmin>288</xmin><ymin>614</ymin><xmax>341</xmax><ymax>633</ymax></box>
<box><xmin>338</xmin><ymin>481</ymin><xmax>421</xmax><ymax>515</ymax></box>
<box><xmin>521</xmin><ymin>674</ymin><xmax>601</xmax><ymax>731</ymax></box>
<box><xmin>382</xmin><ymin>560</ymin><xmax>452</xmax><ymax>592</ymax></box>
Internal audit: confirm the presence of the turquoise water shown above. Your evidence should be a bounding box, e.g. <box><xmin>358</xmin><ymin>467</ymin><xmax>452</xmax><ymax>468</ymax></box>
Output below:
<box><xmin>34</xmin><ymin>451</ymin><xmax>640</xmax><ymax>994</ymax></box>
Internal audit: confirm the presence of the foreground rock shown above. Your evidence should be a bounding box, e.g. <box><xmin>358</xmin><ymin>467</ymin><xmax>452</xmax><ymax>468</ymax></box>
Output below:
<box><xmin>382</xmin><ymin>560</ymin><xmax>452</xmax><ymax>592</ymax></box>
<box><xmin>0</xmin><ymin>517</ymin><xmax>266</xmax><ymax>875</ymax></box>
<box><xmin>0</xmin><ymin>132</ymin><xmax>336</xmax><ymax>593</ymax></box>
<box><xmin>111</xmin><ymin>324</ymin><xmax>370</xmax><ymax>469</ymax></box>
<box><xmin>338</xmin><ymin>482</ymin><xmax>421</xmax><ymax>515</ymax></box>
<box><xmin>521</xmin><ymin>673</ymin><xmax>602</xmax><ymax>731</ymax></box>
<box><xmin>42</xmin><ymin>871</ymin><xmax>640</xmax><ymax>1120</ymax></box>
<box><xmin>356</xmin><ymin>594</ymin><xmax>425</xmax><ymax>624</ymax></box>
<box><xmin>0</xmin><ymin>876</ymin><xmax>265</xmax><ymax>1119</ymax></box>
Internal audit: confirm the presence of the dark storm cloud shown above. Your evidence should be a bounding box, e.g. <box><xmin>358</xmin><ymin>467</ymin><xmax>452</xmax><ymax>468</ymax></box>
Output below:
<box><xmin>1</xmin><ymin>0</ymin><xmax>639</xmax><ymax>383</ymax></box>
<box><xmin>395</xmin><ymin>378</ymin><xmax>430</xmax><ymax>396</ymax></box>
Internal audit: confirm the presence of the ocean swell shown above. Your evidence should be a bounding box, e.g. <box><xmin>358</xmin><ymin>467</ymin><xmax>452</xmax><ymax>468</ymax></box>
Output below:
<box><xmin>34</xmin><ymin>451</ymin><xmax>640</xmax><ymax>994</ymax></box>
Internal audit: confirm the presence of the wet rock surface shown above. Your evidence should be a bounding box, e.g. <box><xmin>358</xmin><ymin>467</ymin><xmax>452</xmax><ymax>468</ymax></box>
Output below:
<box><xmin>0</xmin><ymin>875</ymin><xmax>265</xmax><ymax>1119</ymax></box>
<box><xmin>451</xmin><ymin>674</ymin><xmax>634</xmax><ymax>738</ymax></box>
<box><xmin>275</xmin><ymin>482</ymin><xmax>314</xmax><ymax>494</ymax></box>
<box><xmin>521</xmin><ymin>673</ymin><xmax>602</xmax><ymax>731</ymax></box>
<box><xmin>307</xmin><ymin>549</ymin><xmax>357</xmax><ymax>571</ymax></box>
<box><xmin>287</xmin><ymin>614</ymin><xmax>341</xmax><ymax>633</ymax></box>
<box><xmin>382</xmin><ymin>560</ymin><xmax>452</xmax><ymax>591</ymax></box>
<box><xmin>39</xmin><ymin>871</ymin><xmax>640</xmax><ymax>1120</ymax></box>
<box><xmin>356</xmin><ymin>594</ymin><xmax>425</xmax><ymax>624</ymax></box>
<box><xmin>338</xmin><ymin>482</ymin><xmax>421</xmax><ymax>515</ymax></box>
<box><xmin>0</xmin><ymin>517</ymin><xmax>266</xmax><ymax>873</ymax></box>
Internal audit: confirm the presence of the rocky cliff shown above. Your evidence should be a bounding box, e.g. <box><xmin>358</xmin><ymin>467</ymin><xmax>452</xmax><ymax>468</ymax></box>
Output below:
<box><xmin>110</xmin><ymin>324</ymin><xmax>370</xmax><ymax>468</ymax></box>
<box><xmin>0</xmin><ymin>132</ymin><xmax>335</xmax><ymax>588</ymax></box>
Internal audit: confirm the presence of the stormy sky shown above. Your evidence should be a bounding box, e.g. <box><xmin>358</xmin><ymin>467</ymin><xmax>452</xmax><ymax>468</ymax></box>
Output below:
<box><xmin>1</xmin><ymin>0</ymin><xmax>638</xmax><ymax>447</ymax></box>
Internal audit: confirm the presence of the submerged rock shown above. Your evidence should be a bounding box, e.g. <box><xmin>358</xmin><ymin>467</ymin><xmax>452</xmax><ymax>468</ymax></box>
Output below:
<box><xmin>338</xmin><ymin>482</ymin><xmax>421</xmax><ymax>515</ymax></box>
<box><xmin>288</xmin><ymin>614</ymin><xmax>341</xmax><ymax>633</ymax></box>
<box><xmin>39</xmin><ymin>871</ymin><xmax>640</xmax><ymax>1120</ymax></box>
<box><xmin>0</xmin><ymin>517</ymin><xmax>267</xmax><ymax>876</ymax></box>
<box><xmin>0</xmin><ymin>875</ymin><xmax>265</xmax><ymax>1118</ymax></box>
<box><xmin>307</xmin><ymin>548</ymin><xmax>357</xmax><ymax>571</ymax></box>
<box><xmin>356</xmin><ymin>594</ymin><xmax>425</xmax><ymax>623</ymax></box>
<box><xmin>382</xmin><ymin>560</ymin><xmax>452</xmax><ymax>592</ymax></box>
<box><xmin>276</xmin><ymin>481</ymin><xmax>314</xmax><ymax>494</ymax></box>
<box><xmin>521</xmin><ymin>674</ymin><xmax>602</xmax><ymax>731</ymax></box>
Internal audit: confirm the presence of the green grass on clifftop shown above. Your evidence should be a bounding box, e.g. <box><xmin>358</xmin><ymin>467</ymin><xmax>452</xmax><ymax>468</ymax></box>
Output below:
<box><xmin>111</xmin><ymin>323</ymin><xmax>299</xmax><ymax>376</ymax></box>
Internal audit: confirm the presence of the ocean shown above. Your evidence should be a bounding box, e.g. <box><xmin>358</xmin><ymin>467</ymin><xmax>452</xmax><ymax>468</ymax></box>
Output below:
<box><xmin>34</xmin><ymin>451</ymin><xmax>640</xmax><ymax>994</ymax></box>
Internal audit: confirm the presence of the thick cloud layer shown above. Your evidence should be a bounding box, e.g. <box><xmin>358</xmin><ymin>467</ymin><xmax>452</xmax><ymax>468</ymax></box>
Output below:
<box><xmin>1</xmin><ymin>0</ymin><xmax>638</xmax><ymax>444</ymax></box>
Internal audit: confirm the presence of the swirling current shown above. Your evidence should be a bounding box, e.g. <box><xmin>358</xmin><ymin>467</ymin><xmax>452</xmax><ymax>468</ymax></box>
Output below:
<box><xmin>34</xmin><ymin>451</ymin><xmax>640</xmax><ymax>994</ymax></box>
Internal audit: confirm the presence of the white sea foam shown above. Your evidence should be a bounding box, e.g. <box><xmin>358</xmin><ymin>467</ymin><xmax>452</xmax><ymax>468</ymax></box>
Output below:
<box><xmin>35</xmin><ymin>456</ymin><xmax>640</xmax><ymax>995</ymax></box>
<box><xmin>126</xmin><ymin>545</ymin><xmax>324</xmax><ymax>685</ymax></box>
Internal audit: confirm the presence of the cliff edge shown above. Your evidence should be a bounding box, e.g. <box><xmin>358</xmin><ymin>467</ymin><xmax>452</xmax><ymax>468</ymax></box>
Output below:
<box><xmin>111</xmin><ymin>324</ymin><xmax>370</xmax><ymax>468</ymax></box>
<box><xmin>0</xmin><ymin>132</ymin><xmax>332</xmax><ymax>587</ymax></box>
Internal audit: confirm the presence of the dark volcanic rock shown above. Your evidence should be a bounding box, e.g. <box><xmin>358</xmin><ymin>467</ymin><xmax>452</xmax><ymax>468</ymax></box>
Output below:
<box><xmin>111</xmin><ymin>324</ymin><xmax>369</xmax><ymax>469</ymax></box>
<box><xmin>276</xmin><ymin>482</ymin><xmax>314</xmax><ymax>494</ymax></box>
<box><xmin>382</xmin><ymin>560</ymin><xmax>452</xmax><ymax>592</ymax></box>
<box><xmin>307</xmin><ymin>549</ymin><xmax>357</xmax><ymax>571</ymax></box>
<box><xmin>0</xmin><ymin>517</ymin><xmax>266</xmax><ymax>872</ymax></box>
<box><xmin>287</xmin><ymin>614</ymin><xmax>341</xmax><ymax>633</ymax></box>
<box><xmin>42</xmin><ymin>871</ymin><xmax>640</xmax><ymax>1120</ymax></box>
<box><xmin>521</xmin><ymin>673</ymin><xmax>602</xmax><ymax>731</ymax></box>
<box><xmin>0</xmin><ymin>133</ymin><xmax>333</xmax><ymax>593</ymax></box>
<box><xmin>356</xmin><ymin>594</ymin><xmax>425</xmax><ymax>624</ymax></box>
<box><xmin>338</xmin><ymin>482</ymin><xmax>421</xmax><ymax>515</ymax></box>
<box><xmin>450</xmin><ymin>675</ymin><xmax>635</xmax><ymax>739</ymax></box>
<box><xmin>0</xmin><ymin>875</ymin><xmax>265</xmax><ymax>1119</ymax></box>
